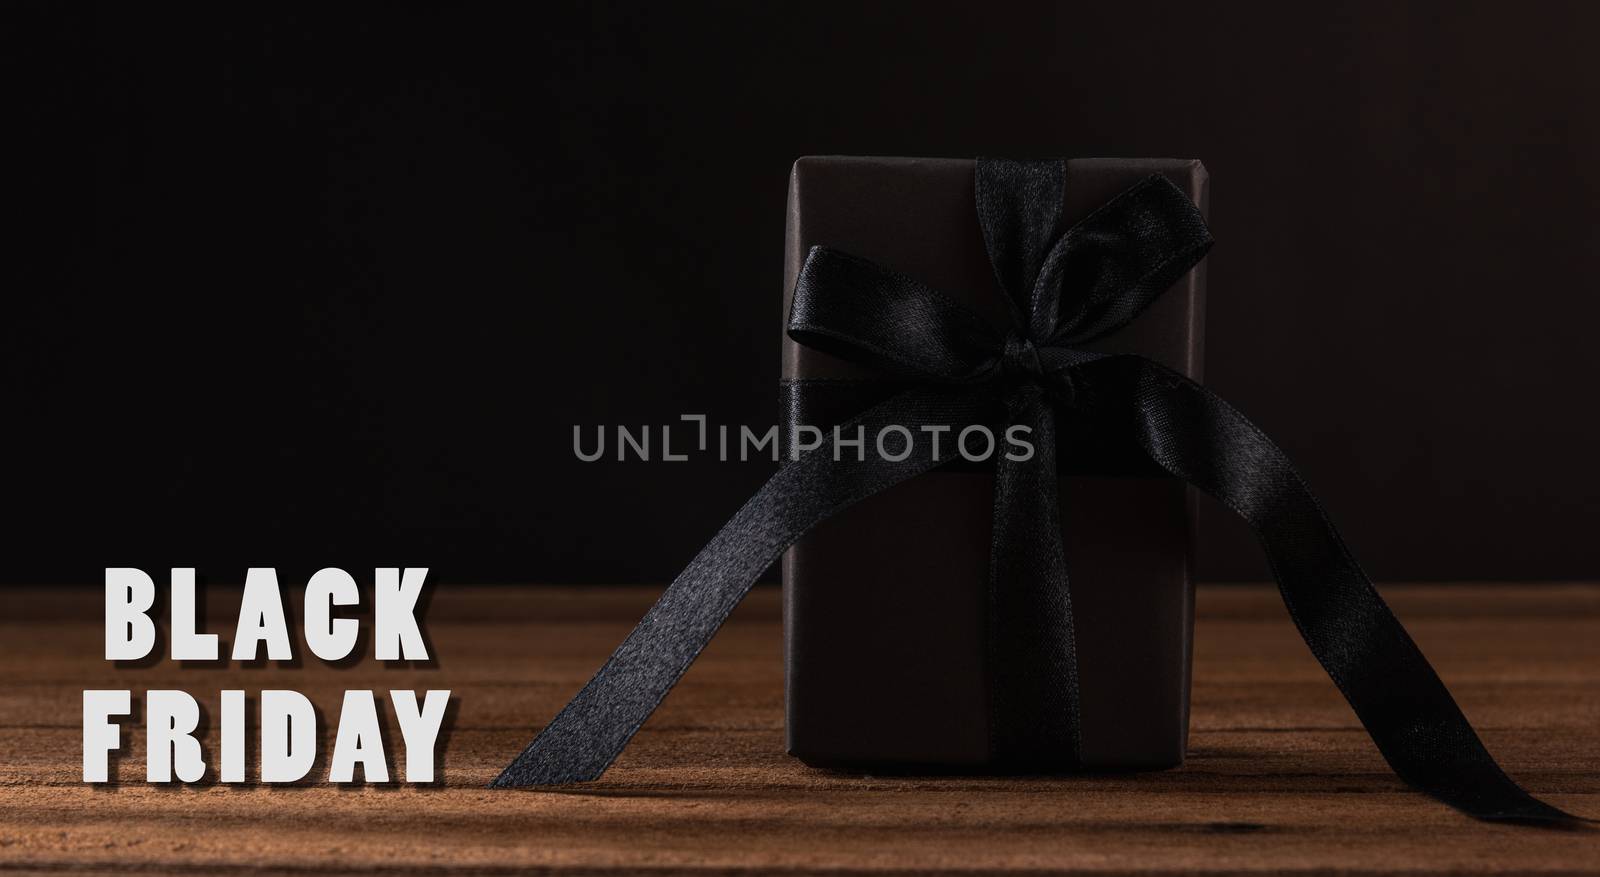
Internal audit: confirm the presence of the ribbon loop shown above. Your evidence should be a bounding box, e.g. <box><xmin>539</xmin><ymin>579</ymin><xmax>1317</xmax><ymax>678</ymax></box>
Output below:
<box><xmin>789</xmin><ymin>246</ymin><xmax>1003</xmax><ymax>382</ymax></box>
<box><xmin>1041</xmin><ymin>175</ymin><xmax>1214</xmax><ymax>345</ymax></box>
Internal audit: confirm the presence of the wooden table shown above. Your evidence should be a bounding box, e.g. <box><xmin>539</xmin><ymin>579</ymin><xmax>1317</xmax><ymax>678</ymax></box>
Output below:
<box><xmin>2</xmin><ymin>584</ymin><xmax>1596</xmax><ymax>874</ymax></box>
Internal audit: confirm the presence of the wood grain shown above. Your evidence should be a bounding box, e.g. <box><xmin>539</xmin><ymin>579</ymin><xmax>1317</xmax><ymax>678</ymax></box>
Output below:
<box><xmin>2</xmin><ymin>583</ymin><xmax>1597</xmax><ymax>875</ymax></box>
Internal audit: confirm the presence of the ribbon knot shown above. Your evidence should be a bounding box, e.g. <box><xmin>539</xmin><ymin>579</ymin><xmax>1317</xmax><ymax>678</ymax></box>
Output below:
<box><xmin>1000</xmin><ymin>332</ymin><xmax>1044</xmax><ymax>380</ymax></box>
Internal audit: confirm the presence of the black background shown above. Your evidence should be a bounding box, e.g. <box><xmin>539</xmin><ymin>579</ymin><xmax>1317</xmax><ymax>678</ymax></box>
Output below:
<box><xmin>9</xmin><ymin>1</ymin><xmax>1600</xmax><ymax>585</ymax></box>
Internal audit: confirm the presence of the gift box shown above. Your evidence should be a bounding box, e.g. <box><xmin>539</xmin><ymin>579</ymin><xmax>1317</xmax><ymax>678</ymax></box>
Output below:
<box><xmin>495</xmin><ymin>155</ymin><xmax>1573</xmax><ymax>828</ymax></box>
<box><xmin>780</xmin><ymin>157</ymin><xmax>1209</xmax><ymax>770</ymax></box>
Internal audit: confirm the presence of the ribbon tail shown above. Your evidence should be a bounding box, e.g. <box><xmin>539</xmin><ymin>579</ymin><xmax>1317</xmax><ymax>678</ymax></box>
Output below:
<box><xmin>987</xmin><ymin>388</ymin><xmax>1082</xmax><ymax>767</ymax></box>
<box><xmin>492</xmin><ymin>387</ymin><xmax>991</xmax><ymax>787</ymax></box>
<box><xmin>1089</xmin><ymin>355</ymin><xmax>1587</xmax><ymax>824</ymax></box>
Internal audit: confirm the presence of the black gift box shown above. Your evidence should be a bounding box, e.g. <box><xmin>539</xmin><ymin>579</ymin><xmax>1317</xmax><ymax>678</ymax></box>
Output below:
<box><xmin>492</xmin><ymin>155</ymin><xmax>1574</xmax><ymax>827</ymax></box>
<box><xmin>781</xmin><ymin>157</ymin><xmax>1209</xmax><ymax>770</ymax></box>
<box><xmin>490</xmin><ymin>156</ymin><xmax>1573</xmax><ymax>826</ymax></box>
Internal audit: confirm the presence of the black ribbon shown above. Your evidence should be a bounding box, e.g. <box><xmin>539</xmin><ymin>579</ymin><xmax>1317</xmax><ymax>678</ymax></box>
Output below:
<box><xmin>493</xmin><ymin>159</ymin><xmax>1583</xmax><ymax>825</ymax></box>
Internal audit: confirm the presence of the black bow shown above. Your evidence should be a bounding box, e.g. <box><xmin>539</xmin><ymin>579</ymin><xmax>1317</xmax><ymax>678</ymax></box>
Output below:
<box><xmin>493</xmin><ymin>159</ymin><xmax>1582</xmax><ymax>826</ymax></box>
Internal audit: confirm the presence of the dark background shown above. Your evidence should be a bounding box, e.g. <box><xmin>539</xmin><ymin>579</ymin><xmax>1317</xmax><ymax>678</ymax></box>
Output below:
<box><xmin>8</xmin><ymin>1</ymin><xmax>1599</xmax><ymax>585</ymax></box>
